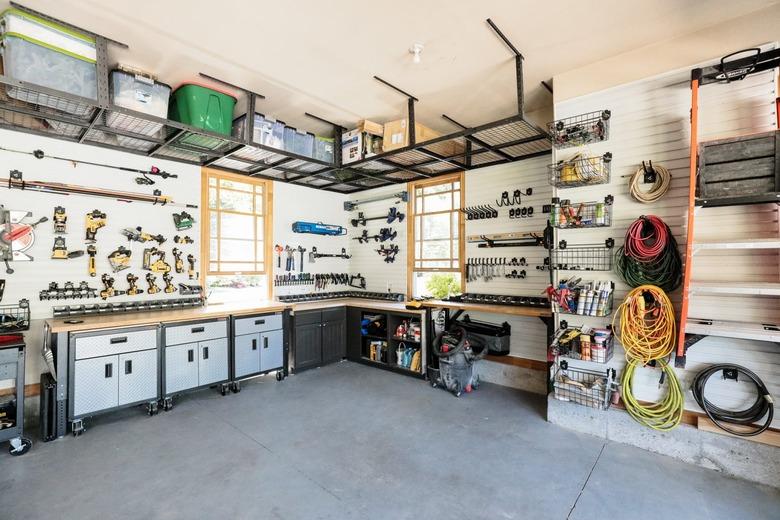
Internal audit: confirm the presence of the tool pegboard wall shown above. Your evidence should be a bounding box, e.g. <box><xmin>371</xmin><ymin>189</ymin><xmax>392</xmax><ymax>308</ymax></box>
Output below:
<box><xmin>0</xmin><ymin>128</ymin><xmax>202</xmax><ymax>320</ymax></box>
<box><xmin>551</xmin><ymin>57</ymin><xmax>779</xmax><ymax>427</ymax></box>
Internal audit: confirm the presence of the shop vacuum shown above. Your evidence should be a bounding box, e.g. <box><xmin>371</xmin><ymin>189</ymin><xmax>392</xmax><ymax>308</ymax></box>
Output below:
<box><xmin>429</xmin><ymin>326</ymin><xmax>489</xmax><ymax>397</ymax></box>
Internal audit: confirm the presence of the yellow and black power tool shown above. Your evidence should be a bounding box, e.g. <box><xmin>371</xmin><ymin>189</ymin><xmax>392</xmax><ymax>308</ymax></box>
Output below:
<box><xmin>186</xmin><ymin>254</ymin><xmax>197</xmax><ymax>280</ymax></box>
<box><xmin>99</xmin><ymin>273</ymin><xmax>125</xmax><ymax>300</ymax></box>
<box><xmin>162</xmin><ymin>272</ymin><xmax>177</xmax><ymax>294</ymax></box>
<box><xmin>174</xmin><ymin>235</ymin><xmax>193</xmax><ymax>244</ymax></box>
<box><xmin>87</xmin><ymin>245</ymin><xmax>97</xmax><ymax>277</ymax></box>
<box><xmin>108</xmin><ymin>246</ymin><xmax>132</xmax><ymax>272</ymax></box>
<box><xmin>142</xmin><ymin>247</ymin><xmax>170</xmax><ymax>273</ymax></box>
<box><xmin>85</xmin><ymin>209</ymin><xmax>106</xmax><ymax>243</ymax></box>
<box><xmin>146</xmin><ymin>273</ymin><xmax>161</xmax><ymax>294</ymax></box>
<box><xmin>126</xmin><ymin>273</ymin><xmax>144</xmax><ymax>295</ymax></box>
<box><xmin>172</xmin><ymin>247</ymin><xmax>184</xmax><ymax>274</ymax></box>
<box><xmin>51</xmin><ymin>237</ymin><xmax>84</xmax><ymax>260</ymax></box>
<box><xmin>53</xmin><ymin>206</ymin><xmax>67</xmax><ymax>234</ymax></box>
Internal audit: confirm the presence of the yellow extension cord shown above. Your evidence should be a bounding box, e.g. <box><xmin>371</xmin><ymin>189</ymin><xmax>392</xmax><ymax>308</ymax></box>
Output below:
<box><xmin>613</xmin><ymin>285</ymin><xmax>684</xmax><ymax>430</ymax></box>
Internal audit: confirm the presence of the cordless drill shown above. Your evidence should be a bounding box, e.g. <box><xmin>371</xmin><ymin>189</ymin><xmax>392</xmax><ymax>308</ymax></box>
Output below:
<box><xmin>146</xmin><ymin>273</ymin><xmax>161</xmax><ymax>294</ymax></box>
<box><xmin>162</xmin><ymin>272</ymin><xmax>177</xmax><ymax>294</ymax></box>
<box><xmin>172</xmin><ymin>248</ymin><xmax>183</xmax><ymax>274</ymax></box>
<box><xmin>187</xmin><ymin>254</ymin><xmax>197</xmax><ymax>280</ymax></box>
<box><xmin>99</xmin><ymin>273</ymin><xmax>125</xmax><ymax>300</ymax></box>
<box><xmin>85</xmin><ymin>210</ymin><xmax>106</xmax><ymax>243</ymax></box>
<box><xmin>126</xmin><ymin>273</ymin><xmax>144</xmax><ymax>296</ymax></box>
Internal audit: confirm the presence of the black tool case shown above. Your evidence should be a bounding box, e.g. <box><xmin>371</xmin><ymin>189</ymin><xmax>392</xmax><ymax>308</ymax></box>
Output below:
<box><xmin>456</xmin><ymin>315</ymin><xmax>511</xmax><ymax>355</ymax></box>
<box><xmin>698</xmin><ymin>129</ymin><xmax>779</xmax><ymax>206</ymax></box>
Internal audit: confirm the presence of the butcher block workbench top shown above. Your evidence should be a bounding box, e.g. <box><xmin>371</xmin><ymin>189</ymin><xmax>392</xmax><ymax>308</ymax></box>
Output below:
<box><xmin>420</xmin><ymin>299</ymin><xmax>552</xmax><ymax>318</ymax></box>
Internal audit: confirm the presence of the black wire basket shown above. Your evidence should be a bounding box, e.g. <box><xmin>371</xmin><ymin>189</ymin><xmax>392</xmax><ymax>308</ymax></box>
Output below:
<box><xmin>548</xmin><ymin>110</ymin><xmax>611</xmax><ymax>149</ymax></box>
<box><xmin>550</xmin><ymin>239</ymin><xmax>614</xmax><ymax>271</ymax></box>
<box><xmin>549</xmin><ymin>152</ymin><xmax>612</xmax><ymax>188</ymax></box>
<box><xmin>552</xmin><ymin>361</ymin><xmax>615</xmax><ymax>409</ymax></box>
<box><xmin>550</xmin><ymin>195</ymin><xmax>613</xmax><ymax>229</ymax></box>
<box><xmin>551</xmin><ymin>326</ymin><xmax>615</xmax><ymax>363</ymax></box>
<box><xmin>0</xmin><ymin>299</ymin><xmax>30</xmax><ymax>332</ymax></box>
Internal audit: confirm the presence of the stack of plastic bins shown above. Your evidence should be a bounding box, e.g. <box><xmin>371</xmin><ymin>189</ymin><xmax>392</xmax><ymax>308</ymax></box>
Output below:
<box><xmin>107</xmin><ymin>70</ymin><xmax>171</xmax><ymax>148</ymax></box>
<box><xmin>314</xmin><ymin>136</ymin><xmax>334</xmax><ymax>163</ymax></box>
<box><xmin>233</xmin><ymin>113</ymin><xmax>285</xmax><ymax>150</ymax></box>
<box><xmin>283</xmin><ymin>126</ymin><xmax>297</xmax><ymax>153</ymax></box>
<box><xmin>169</xmin><ymin>82</ymin><xmax>236</xmax><ymax>151</ymax></box>
<box><xmin>293</xmin><ymin>129</ymin><xmax>314</xmax><ymax>158</ymax></box>
<box><xmin>0</xmin><ymin>8</ymin><xmax>97</xmax><ymax>135</ymax></box>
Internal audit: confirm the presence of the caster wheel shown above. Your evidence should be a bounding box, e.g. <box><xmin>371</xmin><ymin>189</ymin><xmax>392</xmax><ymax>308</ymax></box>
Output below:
<box><xmin>220</xmin><ymin>384</ymin><xmax>228</xmax><ymax>396</ymax></box>
<box><xmin>163</xmin><ymin>398</ymin><xmax>173</xmax><ymax>411</ymax></box>
<box><xmin>73</xmin><ymin>429</ymin><xmax>83</xmax><ymax>437</ymax></box>
<box><xmin>231</xmin><ymin>382</ymin><xmax>241</xmax><ymax>393</ymax></box>
<box><xmin>276</xmin><ymin>371</ymin><xmax>283</xmax><ymax>382</ymax></box>
<box><xmin>9</xmin><ymin>437</ymin><xmax>32</xmax><ymax>456</ymax></box>
<box><xmin>430</xmin><ymin>381</ymin><xmax>437</xmax><ymax>388</ymax></box>
<box><xmin>147</xmin><ymin>403</ymin><xmax>159</xmax><ymax>416</ymax></box>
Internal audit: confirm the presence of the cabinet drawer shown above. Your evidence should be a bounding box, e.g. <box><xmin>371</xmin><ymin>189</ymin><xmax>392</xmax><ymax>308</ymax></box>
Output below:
<box><xmin>322</xmin><ymin>307</ymin><xmax>345</xmax><ymax>323</ymax></box>
<box><xmin>294</xmin><ymin>310</ymin><xmax>321</xmax><ymax>326</ymax></box>
<box><xmin>234</xmin><ymin>313</ymin><xmax>283</xmax><ymax>336</ymax></box>
<box><xmin>164</xmin><ymin>320</ymin><xmax>226</xmax><ymax>346</ymax></box>
<box><xmin>74</xmin><ymin>328</ymin><xmax>157</xmax><ymax>360</ymax></box>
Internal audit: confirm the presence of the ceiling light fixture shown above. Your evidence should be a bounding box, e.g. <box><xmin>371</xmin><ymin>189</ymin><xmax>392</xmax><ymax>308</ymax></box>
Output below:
<box><xmin>409</xmin><ymin>43</ymin><xmax>424</xmax><ymax>64</ymax></box>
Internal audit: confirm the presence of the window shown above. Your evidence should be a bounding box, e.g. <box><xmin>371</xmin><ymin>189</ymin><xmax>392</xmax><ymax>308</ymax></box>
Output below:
<box><xmin>202</xmin><ymin>168</ymin><xmax>273</xmax><ymax>301</ymax></box>
<box><xmin>408</xmin><ymin>173</ymin><xmax>464</xmax><ymax>298</ymax></box>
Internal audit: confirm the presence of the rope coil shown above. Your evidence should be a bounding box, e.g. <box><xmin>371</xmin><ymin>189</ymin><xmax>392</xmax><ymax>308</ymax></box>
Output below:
<box><xmin>629</xmin><ymin>163</ymin><xmax>671</xmax><ymax>203</ymax></box>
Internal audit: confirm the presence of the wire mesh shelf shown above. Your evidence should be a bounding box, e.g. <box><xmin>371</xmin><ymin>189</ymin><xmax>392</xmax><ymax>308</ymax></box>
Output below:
<box><xmin>549</xmin><ymin>152</ymin><xmax>611</xmax><ymax>188</ymax></box>
<box><xmin>550</xmin><ymin>239</ymin><xmax>614</xmax><ymax>271</ymax></box>
<box><xmin>551</xmin><ymin>326</ymin><xmax>614</xmax><ymax>364</ymax></box>
<box><xmin>0</xmin><ymin>299</ymin><xmax>30</xmax><ymax>332</ymax></box>
<box><xmin>550</xmin><ymin>195</ymin><xmax>614</xmax><ymax>229</ymax></box>
<box><xmin>549</xmin><ymin>110</ymin><xmax>611</xmax><ymax>149</ymax></box>
<box><xmin>552</xmin><ymin>360</ymin><xmax>615</xmax><ymax>409</ymax></box>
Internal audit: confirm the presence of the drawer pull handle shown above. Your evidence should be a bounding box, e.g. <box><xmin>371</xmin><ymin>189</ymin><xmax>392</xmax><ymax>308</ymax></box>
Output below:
<box><xmin>188</xmin><ymin>349</ymin><xmax>194</xmax><ymax>363</ymax></box>
<box><xmin>110</xmin><ymin>337</ymin><xmax>128</xmax><ymax>344</ymax></box>
<box><xmin>254</xmin><ymin>319</ymin><xmax>265</xmax><ymax>325</ymax></box>
<box><xmin>252</xmin><ymin>339</ymin><xmax>257</xmax><ymax>351</ymax></box>
<box><xmin>105</xmin><ymin>363</ymin><xmax>113</xmax><ymax>378</ymax></box>
<box><xmin>264</xmin><ymin>337</ymin><xmax>268</xmax><ymax>349</ymax></box>
<box><xmin>125</xmin><ymin>360</ymin><xmax>133</xmax><ymax>375</ymax></box>
<box><xmin>203</xmin><ymin>347</ymin><xmax>209</xmax><ymax>360</ymax></box>
<box><xmin>191</xmin><ymin>327</ymin><xmax>205</xmax><ymax>333</ymax></box>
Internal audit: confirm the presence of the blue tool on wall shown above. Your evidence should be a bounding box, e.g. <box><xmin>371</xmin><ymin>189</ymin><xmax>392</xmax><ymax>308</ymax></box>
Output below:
<box><xmin>291</xmin><ymin>221</ymin><xmax>347</xmax><ymax>236</ymax></box>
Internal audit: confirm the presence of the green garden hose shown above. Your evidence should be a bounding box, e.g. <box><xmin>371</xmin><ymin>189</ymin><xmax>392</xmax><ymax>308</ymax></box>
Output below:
<box><xmin>621</xmin><ymin>358</ymin><xmax>684</xmax><ymax>431</ymax></box>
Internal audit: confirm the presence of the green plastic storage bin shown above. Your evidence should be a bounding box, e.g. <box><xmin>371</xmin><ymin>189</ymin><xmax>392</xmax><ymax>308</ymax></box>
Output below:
<box><xmin>169</xmin><ymin>83</ymin><xmax>236</xmax><ymax>136</ymax></box>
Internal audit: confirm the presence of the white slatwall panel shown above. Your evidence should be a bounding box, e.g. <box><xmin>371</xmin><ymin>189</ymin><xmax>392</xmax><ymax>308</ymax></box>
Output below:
<box><xmin>346</xmin><ymin>184</ymin><xmax>407</xmax><ymax>295</ymax></box>
<box><xmin>463</xmin><ymin>159</ymin><xmax>552</xmax><ymax>360</ymax></box>
<box><xmin>553</xmin><ymin>60</ymin><xmax>779</xmax><ymax>427</ymax></box>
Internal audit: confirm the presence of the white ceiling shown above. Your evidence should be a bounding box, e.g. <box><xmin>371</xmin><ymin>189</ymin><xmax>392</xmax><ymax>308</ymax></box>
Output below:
<box><xmin>5</xmin><ymin>0</ymin><xmax>778</xmax><ymax>135</ymax></box>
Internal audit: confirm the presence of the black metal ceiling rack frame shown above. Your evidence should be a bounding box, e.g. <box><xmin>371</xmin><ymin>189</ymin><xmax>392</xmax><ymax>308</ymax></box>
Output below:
<box><xmin>0</xmin><ymin>4</ymin><xmax>550</xmax><ymax>193</ymax></box>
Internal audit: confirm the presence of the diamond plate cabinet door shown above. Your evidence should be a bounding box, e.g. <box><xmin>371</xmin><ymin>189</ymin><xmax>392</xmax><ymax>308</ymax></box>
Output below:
<box><xmin>234</xmin><ymin>333</ymin><xmax>261</xmax><ymax>378</ymax></box>
<box><xmin>165</xmin><ymin>343</ymin><xmax>199</xmax><ymax>394</ymax></box>
<box><xmin>118</xmin><ymin>349</ymin><xmax>158</xmax><ymax>406</ymax></box>
<box><xmin>260</xmin><ymin>329</ymin><xmax>284</xmax><ymax>372</ymax></box>
<box><xmin>73</xmin><ymin>356</ymin><xmax>119</xmax><ymax>417</ymax></box>
<box><xmin>198</xmin><ymin>338</ymin><xmax>228</xmax><ymax>386</ymax></box>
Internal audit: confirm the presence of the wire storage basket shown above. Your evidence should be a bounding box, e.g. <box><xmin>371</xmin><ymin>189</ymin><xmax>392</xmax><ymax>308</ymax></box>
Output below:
<box><xmin>548</xmin><ymin>110</ymin><xmax>611</xmax><ymax>149</ymax></box>
<box><xmin>550</xmin><ymin>325</ymin><xmax>615</xmax><ymax>363</ymax></box>
<box><xmin>552</xmin><ymin>361</ymin><xmax>615</xmax><ymax>409</ymax></box>
<box><xmin>551</xmin><ymin>281</ymin><xmax>615</xmax><ymax>317</ymax></box>
<box><xmin>549</xmin><ymin>152</ymin><xmax>612</xmax><ymax>188</ymax></box>
<box><xmin>0</xmin><ymin>299</ymin><xmax>30</xmax><ymax>332</ymax></box>
<box><xmin>550</xmin><ymin>195</ymin><xmax>613</xmax><ymax>229</ymax></box>
<box><xmin>550</xmin><ymin>239</ymin><xmax>614</xmax><ymax>271</ymax></box>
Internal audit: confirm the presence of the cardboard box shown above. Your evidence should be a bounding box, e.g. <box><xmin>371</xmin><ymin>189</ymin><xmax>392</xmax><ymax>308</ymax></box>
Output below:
<box><xmin>383</xmin><ymin>119</ymin><xmax>441</xmax><ymax>152</ymax></box>
<box><xmin>357</xmin><ymin>119</ymin><xmax>384</xmax><ymax>137</ymax></box>
<box><xmin>341</xmin><ymin>129</ymin><xmax>362</xmax><ymax>164</ymax></box>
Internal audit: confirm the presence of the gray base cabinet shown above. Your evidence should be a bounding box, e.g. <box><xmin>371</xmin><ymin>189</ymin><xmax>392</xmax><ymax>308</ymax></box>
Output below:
<box><xmin>232</xmin><ymin>313</ymin><xmax>285</xmax><ymax>381</ymax></box>
<box><xmin>293</xmin><ymin>308</ymin><xmax>345</xmax><ymax>372</ymax></box>
<box><xmin>162</xmin><ymin>320</ymin><xmax>229</xmax><ymax>400</ymax></box>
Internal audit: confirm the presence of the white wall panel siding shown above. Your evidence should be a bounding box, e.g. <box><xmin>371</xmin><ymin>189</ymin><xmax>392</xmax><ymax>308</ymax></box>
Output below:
<box><xmin>553</xmin><ymin>59</ymin><xmax>779</xmax><ymax>427</ymax></box>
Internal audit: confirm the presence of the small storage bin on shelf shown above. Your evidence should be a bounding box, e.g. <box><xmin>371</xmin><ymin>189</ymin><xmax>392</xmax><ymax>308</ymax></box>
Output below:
<box><xmin>550</xmin><ymin>239</ymin><xmax>614</xmax><ymax>271</ymax></box>
<box><xmin>313</xmin><ymin>136</ymin><xmax>334</xmax><ymax>163</ymax></box>
<box><xmin>107</xmin><ymin>70</ymin><xmax>171</xmax><ymax>146</ymax></box>
<box><xmin>549</xmin><ymin>110</ymin><xmax>611</xmax><ymax>149</ymax></box>
<box><xmin>550</xmin><ymin>195</ymin><xmax>613</xmax><ymax>229</ymax></box>
<box><xmin>169</xmin><ymin>83</ymin><xmax>236</xmax><ymax>135</ymax></box>
<box><xmin>552</xmin><ymin>360</ymin><xmax>615</xmax><ymax>409</ymax></box>
<box><xmin>550</xmin><ymin>324</ymin><xmax>614</xmax><ymax>363</ymax></box>
<box><xmin>549</xmin><ymin>152</ymin><xmax>611</xmax><ymax>188</ymax></box>
<box><xmin>232</xmin><ymin>112</ymin><xmax>285</xmax><ymax>150</ymax></box>
<box><xmin>0</xmin><ymin>7</ymin><xmax>97</xmax><ymax>115</ymax></box>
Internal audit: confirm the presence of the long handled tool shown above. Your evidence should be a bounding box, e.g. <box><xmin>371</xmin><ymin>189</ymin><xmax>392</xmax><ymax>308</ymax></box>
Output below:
<box><xmin>0</xmin><ymin>146</ymin><xmax>178</xmax><ymax>184</ymax></box>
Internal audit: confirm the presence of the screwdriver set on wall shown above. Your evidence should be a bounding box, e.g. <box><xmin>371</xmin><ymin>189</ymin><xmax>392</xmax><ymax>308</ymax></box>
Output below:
<box><xmin>466</xmin><ymin>257</ymin><xmax>529</xmax><ymax>282</ymax></box>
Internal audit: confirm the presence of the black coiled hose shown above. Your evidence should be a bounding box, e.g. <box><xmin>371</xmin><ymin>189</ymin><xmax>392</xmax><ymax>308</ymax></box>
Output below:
<box><xmin>691</xmin><ymin>364</ymin><xmax>774</xmax><ymax>437</ymax></box>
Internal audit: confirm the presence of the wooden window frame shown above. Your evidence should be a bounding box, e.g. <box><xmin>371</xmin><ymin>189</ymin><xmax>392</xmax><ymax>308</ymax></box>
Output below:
<box><xmin>201</xmin><ymin>167</ymin><xmax>274</xmax><ymax>298</ymax></box>
<box><xmin>406</xmin><ymin>172</ymin><xmax>465</xmax><ymax>297</ymax></box>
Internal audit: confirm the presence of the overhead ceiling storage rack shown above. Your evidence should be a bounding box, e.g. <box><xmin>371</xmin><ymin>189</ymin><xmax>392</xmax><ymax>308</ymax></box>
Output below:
<box><xmin>0</xmin><ymin>4</ymin><xmax>550</xmax><ymax>193</ymax></box>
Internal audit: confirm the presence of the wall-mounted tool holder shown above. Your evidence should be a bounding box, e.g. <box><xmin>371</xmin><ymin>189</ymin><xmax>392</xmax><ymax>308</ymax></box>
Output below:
<box><xmin>51</xmin><ymin>297</ymin><xmax>205</xmax><ymax>318</ymax></box>
<box><xmin>548</xmin><ymin>110</ymin><xmax>611</xmax><ymax>149</ymax></box>
<box><xmin>548</xmin><ymin>279</ymin><xmax>614</xmax><ymax>317</ymax></box>
<box><xmin>353</xmin><ymin>228</ymin><xmax>396</xmax><ymax>243</ymax></box>
<box><xmin>505</xmin><ymin>269</ymin><xmax>526</xmax><ymax>279</ymax></box>
<box><xmin>551</xmin><ymin>323</ymin><xmax>614</xmax><ymax>364</ymax></box>
<box><xmin>376</xmin><ymin>244</ymin><xmax>399</xmax><ymax>263</ymax></box>
<box><xmin>508</xmin><ymin>206</ymin><xmax>534</xmax><ymax>219</ymax></box>
<box><xmin>39</xmin><ymin>282</ymin><xmax>97</xmax><ymax>301</ymax></box>
<box><xmin>344</xmin><ymin>191</ymin><xmax>408</xmax><ymax>211</ymax></box>
<box><xmin>546</xmin><ymin>195</ymin><xmax>613</xmax><ymax>229</ymax></box>
<box><xmin>467</xmin><ymin>232</ymin><xmax>543</xmax><ymax>248</ymax></box>
<box><xmin>178</xmin><ymin>284</ymin><xmax>203</xmax><ymax>296</ymax></box>
<box><xmin>121</xmin><ymin>227</ymin><xmax>166</xmax><ymax>244</ymax></box>
<box><xmin>0</xmin><ymin>299</ymin><xmax>30</xmax><ymax>332</ymax></box>
<box><xmin>350</xmin><ymin>208</ymin><xmax>405</xmax><ymax>227</ymax></box>
<box><xmin>174</xmin><ymin>235</ymin><xmax>194</xmax><ymax>244</ymax></box>
<box><xmin>550</xmin><ymin>239</ymin><xmax>614</xmax><ymax>271</ymax></box>
<box><xmin>551</xmin><ymin>360</ymin><xmax>616</xmax><ymax>410</ymax></box>
<box><xmin>447</xmin><ymin>293</ymin><xmax>548</xmax><ymax>308</ymax></box>
<box><xmin>309</xmin><ymin>247</ymin><xmax>351</xmax><ymax>262</ymax></box>
<box><xmin>549</xmin><ymin>152</ymin><xmax>612</xmax><ymax>188</ymax></box>
<box><xmin>466</xmin><ymin>257</ymin><xmax>506</xmax><ymax>282</ymax></box>
<box><xmin>292</xmin><ymin>221</ymin><xmax>347</xmax><ymax>236</ymax></box>
<box><xmin>496</xmin><ymin>188</ymin><xmax>532</xmax><ymax>207</ymax></box>
<box><xmin>461</xmin><ymin>205</ymin><xmax>498</xmax><ymax>220</ymax></box>
<box><xmin>349</xmin><ymin>273</ymin><xmax>367</xmax><ymax>289</ymax></box>
<box><xmin>275</xmin><ymin>272</ymin><xmax>361</xmax><ymax>289</ymax></box>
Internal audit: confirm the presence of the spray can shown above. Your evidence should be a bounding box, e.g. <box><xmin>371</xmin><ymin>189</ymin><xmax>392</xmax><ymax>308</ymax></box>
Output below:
<box><xmin>595</xmin><ymin>202</ymin><xmax>605</xmax><ymax>226</ymax></box>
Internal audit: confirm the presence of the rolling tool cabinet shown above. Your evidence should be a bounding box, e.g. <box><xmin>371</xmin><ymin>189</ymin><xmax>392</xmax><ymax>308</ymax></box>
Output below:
<box><xmin>161</xmin><ymin>318</ymin><xmax>230</xmax><ymax>410</ymax></box>
<box><xmin>68</xmin><ymin>326</ymin><xmax>159</xmax><ymax>436</ymax></box>
<box><xmin>230</xmin><ymin>310</ymin><xmax>289</xmax><ymax>392</ymax></box>
<box><xmin>0</xmin><ymin>336</ymin><xmax>31</xmax><ymax>455</ymax></box>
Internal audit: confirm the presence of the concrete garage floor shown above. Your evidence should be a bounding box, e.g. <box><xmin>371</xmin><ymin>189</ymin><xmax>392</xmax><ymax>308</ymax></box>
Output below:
<box><xmin>1</xmin><ymin>362</ymin><xmax>778</xmax><ymax>520</ymax></box>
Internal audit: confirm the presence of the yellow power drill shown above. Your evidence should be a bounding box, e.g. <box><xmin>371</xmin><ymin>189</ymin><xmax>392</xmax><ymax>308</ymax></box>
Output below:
<box><xmin>172</xmin><ymin>248</ymin><xmax>183</xmax><ymax>274</ymax></box>
<box><xmin>146</xmin><ymin>273</ymin><xmax>161</xmax><ymax>294</ymax></box>
<box><xmin>85</xmin><ymin>209</ymin><xmax>106</xmax><ymax>243</ymax></box>
<box><xmin>162</xmin><ymin>272</ymin><xmax>177</xmax><ymax>294</ymax></box>
<box><xmin>126</xmin><ymin>273</ymin><xmax>144</xmax><ymax>295</ymax></box>
<box><xmin>187</xmin><ymin>254</ymin><xmax>197</xmax><ymax>280</ymax></box>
